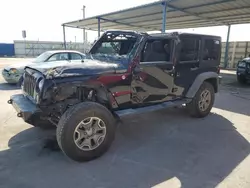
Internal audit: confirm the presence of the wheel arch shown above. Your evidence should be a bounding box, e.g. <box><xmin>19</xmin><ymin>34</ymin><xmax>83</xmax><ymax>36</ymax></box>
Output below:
<box><xmin>185</xmin><ymin>72</ymin><xmax>219</xmax><ymax>98</ymax></box>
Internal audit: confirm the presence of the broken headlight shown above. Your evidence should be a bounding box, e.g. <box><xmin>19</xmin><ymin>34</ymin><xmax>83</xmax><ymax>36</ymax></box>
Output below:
<box><xmin>38</xmin><ymin>79</ymin><xmax>44</xmax><ymax>91</ymax></box>
<box><xmin>35</xmin><ymin>78</ymin><xmax>44</xmax><ymax>93</ymax></box>
<box><xmin>9</xmin><ymin>68</ymin><xmax>18</xmax><ymax>74</ymax></box>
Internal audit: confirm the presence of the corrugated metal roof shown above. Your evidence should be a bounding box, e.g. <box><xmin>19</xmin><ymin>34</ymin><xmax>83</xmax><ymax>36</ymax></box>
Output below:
<box><xmin>63</xmin><ymin>0</ymin><xmax>250</xmax><ymax>31</ymax></box>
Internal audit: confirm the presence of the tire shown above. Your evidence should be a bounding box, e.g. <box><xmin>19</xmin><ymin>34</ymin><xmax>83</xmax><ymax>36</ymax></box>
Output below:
<box><xmin>237</xmin><ymin>75</ymin><xmax>247</xmax><ymax>84</ymax></box>
<box><xmin>28</xmin><ymin>114</ymin><xmax>55</xmax><ymax>130</ymax></box>
<box><xmin>186</xmin><ymin>81</ymin><xmax>215</xmax><ymax>118</ymax></box>
<box><xmin>56</xmin><ymin>102</ymin><xmax>116</xmax><ymax>162</ymax></box>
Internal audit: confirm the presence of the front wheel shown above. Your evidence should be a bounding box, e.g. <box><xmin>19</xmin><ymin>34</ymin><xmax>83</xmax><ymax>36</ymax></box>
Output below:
<box><xmin>56</xmin><ymin>102</ymin><xmax>116</xmax><ymax>162</ymax></box>
<box><xmin>186</xmin><ymin>82</ymin><xmax>215</xmax><ymax>118</ymax></box>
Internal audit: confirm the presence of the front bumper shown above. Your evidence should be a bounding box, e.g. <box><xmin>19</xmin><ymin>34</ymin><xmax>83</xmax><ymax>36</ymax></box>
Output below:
<box><xmin>2</xmin><ymin>70</ymin><xmax>21</xmax><ymax>84</ymax></box>
<box><xmin>8</xmin><ymin>94</ymin><xmax>40</xmax><ymax>122</ymax></box>
<box><xmin>237</xmin><ymin>71</ymin><xmax>250</xmax><ymax>80</ymax></box>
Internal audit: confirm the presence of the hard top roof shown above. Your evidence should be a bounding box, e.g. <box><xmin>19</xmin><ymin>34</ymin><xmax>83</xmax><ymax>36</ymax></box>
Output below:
<box><xmin>101</xmin><ymin>30</ymin><xmax>221</xmax><ymax>40</ymax></box>
<box><xmin>149</xmin><ymin>32</ymin><xmax>221</xmax><ymax>39</ymax></box>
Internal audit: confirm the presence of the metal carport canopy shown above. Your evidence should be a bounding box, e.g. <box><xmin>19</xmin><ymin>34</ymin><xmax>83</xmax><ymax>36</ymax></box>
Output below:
<box><xmin>63</xmin><ymin>0</ymin><xmax>250</xmax><ymax>32</ymax></box>
<box><xmin>62</xmin><ymin>0</ymin><xmax>250</xmax><ymax>68</ymax></box>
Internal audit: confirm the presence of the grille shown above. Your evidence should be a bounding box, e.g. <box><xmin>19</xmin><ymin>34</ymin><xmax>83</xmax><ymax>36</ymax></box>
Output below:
<box><xmin>23</xmin><ymin>73</ymin><xmax>36</xmax><ymax>97</ymax></box>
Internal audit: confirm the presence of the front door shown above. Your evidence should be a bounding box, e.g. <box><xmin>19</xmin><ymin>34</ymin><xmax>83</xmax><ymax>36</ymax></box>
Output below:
<box><xmin>131</xmin><ymin>38</ymin><xmax>175</xmax><ymax>104</ymax></box>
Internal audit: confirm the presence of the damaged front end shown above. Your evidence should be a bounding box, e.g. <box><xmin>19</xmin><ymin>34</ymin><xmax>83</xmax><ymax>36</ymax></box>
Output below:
<box><xmin>9</xmin><ymin>64</ymin><xmax>118</xmax><ymax>126</ymax></box>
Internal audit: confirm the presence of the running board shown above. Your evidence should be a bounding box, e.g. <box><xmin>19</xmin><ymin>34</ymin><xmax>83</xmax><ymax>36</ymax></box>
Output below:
<box><xmin>115</xmin><ymin>99</ymin><xmax>189</xmax><ymax>117</ymax></box>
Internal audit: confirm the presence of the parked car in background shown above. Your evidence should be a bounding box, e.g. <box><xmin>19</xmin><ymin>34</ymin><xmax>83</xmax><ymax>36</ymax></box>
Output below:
<box><xmin>236</xmin><ymin>56</ymin><xmax>250</xmax><ymax>84</ymax></box>
<box><xmin>2</xmin><ymin>50</ymin><xmax>85</xmax><ymax>84</ymax></box>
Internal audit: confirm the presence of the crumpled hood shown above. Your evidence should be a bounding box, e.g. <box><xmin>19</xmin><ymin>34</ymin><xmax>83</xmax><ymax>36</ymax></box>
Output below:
<box><xmin>26</xmin><ymin>59</ymin><xmax>121</xmax><ymax>78</ymax></box>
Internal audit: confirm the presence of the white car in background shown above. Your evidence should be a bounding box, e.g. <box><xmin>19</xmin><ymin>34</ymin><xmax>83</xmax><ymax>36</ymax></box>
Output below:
<box><xmin>2</xmin><ymin>50</ymin><xmax>86</xmax><ymax>84</ymax></box>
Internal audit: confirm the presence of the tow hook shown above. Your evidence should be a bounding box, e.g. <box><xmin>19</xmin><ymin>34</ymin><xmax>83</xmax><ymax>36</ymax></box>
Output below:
<box><xmin>7</xmin><ymin>99</ymin><xmax>12</xmax><ymax>104</ymax></box>
<box><xmin>17</xmin><ymin>113</ymin><xmax>22</xmax><ymax>117</ymax></box>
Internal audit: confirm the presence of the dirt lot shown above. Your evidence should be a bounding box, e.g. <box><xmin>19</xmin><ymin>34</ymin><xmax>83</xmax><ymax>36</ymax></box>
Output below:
<box><xmin>0</xmin><ymin>59</ymin><xmax>250</xmax><ymax>188</ymax></box>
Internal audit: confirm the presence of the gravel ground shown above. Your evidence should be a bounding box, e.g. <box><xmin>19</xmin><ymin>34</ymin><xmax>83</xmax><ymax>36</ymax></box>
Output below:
<box><xmin>0</xmin><ymin>58</ymin><xmax>249</xmax><ymax>188</ymax></box>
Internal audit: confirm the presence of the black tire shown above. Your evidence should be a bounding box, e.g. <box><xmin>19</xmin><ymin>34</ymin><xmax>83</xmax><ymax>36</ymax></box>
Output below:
<box><xmin>186</xmin><ymin>81</ymin><xmax>215</xmax><ymax>118</ymax></box>
<box><xmin>56</xmin><ymin>102</ymin><xmax>116</xmax><ymax>162</ymax></box>
<box><xmin>237</xmin><ymin>75</ymin><xmax>247</xmax><ymax>84</ymax></box>
<box><xmin>28</xmin><ymin>114</ymin><xmax>55</xmax><ymax>130</ymax></box>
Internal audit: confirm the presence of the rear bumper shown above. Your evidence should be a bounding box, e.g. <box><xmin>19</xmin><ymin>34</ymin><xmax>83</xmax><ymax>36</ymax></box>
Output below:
<box><xmin>8</xmin><ymin>94</ymin><xmax>40</xmax><ymax>122</ymax></box>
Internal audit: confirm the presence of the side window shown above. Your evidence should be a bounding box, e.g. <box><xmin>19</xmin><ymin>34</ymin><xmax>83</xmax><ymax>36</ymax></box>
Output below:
<box><xmin>203</xmin><ymin>39</ymin><xmax>220</xmax><ymax>60</ymax></box>
<box><xmin>47</xmin><ymin>54</ymin><xmax>58</xmax><ymax>61</ymax></box>
<box><xmin>141</xmin><ymin>39</ymin><xmax>171</xmax><ymax>62</ymax></box>
<box><xmin>47</xmin><ymin>53</ymin><xmax>68</xmax><ymax>61</ymax></box>
<box><xmin>180</xmin><ymin>38</ymin><xmax>200</xmax><ymax>62</ymax></box>
<box><xmin>71</xmin><ymin>53</ymin><xmax>82</xmax><ymax>60</ymax></box>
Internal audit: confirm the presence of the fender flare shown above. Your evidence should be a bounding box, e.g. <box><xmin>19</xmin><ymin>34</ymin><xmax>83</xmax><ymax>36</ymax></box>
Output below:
<box><xmin>185</xmin><ymin>72</ymin><xmax>219</xmax><ymax>98</ymax></box>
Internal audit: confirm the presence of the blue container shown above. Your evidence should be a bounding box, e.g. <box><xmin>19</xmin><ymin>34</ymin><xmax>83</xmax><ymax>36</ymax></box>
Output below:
<box><xmin>0</xmin><ymin>43</ymin><xmax>15</xmax><ymax>57</ymax></box>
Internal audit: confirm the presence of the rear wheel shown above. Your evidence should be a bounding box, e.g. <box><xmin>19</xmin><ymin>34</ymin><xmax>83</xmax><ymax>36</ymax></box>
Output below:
<box><xmin>56</xmin><ymin>102</ymin><xmax>116</xmax><ymax>162</ymax></box>
<box><xmin>186</xmin><ymin>82</ymin><xmax>215</xmax><ymax>118</ymax></box>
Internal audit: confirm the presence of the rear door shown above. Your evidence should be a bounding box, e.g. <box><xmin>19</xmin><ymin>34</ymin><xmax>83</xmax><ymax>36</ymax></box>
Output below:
<box><xmin>131</xmin><ymin>38</ymin><xmax>175</xmax><ymax>104</ymax></box>
<box><xmin>174</xmin><ymin>35</ymin><xmax>202</xmax><ymax>96</ymax></box>
<box><xmin>47</xmin><ymin>52</ymin><xmax>69</xmax><ymax>62</ymax></box>
<box><xmin>200</xmin><ymin>37</ymin><xmax>221</xmax><ymax>71</ymax></box>
<box><xmin>69</xmin><ymin>52</ymin><xmax>84</xmax><ymax>60</ymax></box>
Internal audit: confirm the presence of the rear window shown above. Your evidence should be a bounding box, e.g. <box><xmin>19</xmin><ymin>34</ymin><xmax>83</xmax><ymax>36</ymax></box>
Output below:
<box><xmin>203</xmin><ymin>39</ymin><xmax>220</xmax><ymax>61</ymax></box>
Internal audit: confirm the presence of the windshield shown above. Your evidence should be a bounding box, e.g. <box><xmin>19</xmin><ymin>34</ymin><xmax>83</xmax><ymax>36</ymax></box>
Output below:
<box><xmin>89</xmin><ymin>32</ymin><xmax>139</xmax><ymax>58</ymax></box>
<box><xmin>33</xmin><ymin>51</ymin><xmax>53</xmax><ymax>63</ymax></box>
<box><xmin>238</xmin><ymin>61</ymin><xmax>250</xmax><ymax>68</ymax></box>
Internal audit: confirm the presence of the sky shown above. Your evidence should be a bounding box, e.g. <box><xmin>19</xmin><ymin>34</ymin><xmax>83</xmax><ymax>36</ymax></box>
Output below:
<box><xmin>1</xmin><ymin>0</ymin><xmax>250</xmax><ymax>43</ymax></box>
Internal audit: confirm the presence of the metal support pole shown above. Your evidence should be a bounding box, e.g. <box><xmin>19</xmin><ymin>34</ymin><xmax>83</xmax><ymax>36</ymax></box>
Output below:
<box><xmin>63</xmin><ymin>25</ymin><xmax>66</xmax><ymax>50</ymax></box>
<box><xmin>98</xmin><ymin>17</ymin><xmax>101</xmax><ymax>38</ymax></box>
<box><xmin>244</xmin><ymin>42</ymin><xmax>248</xmax><ymax>57</ymax></box>
<box><xmin>224</xmin><ymin>24</ymin><xmax>231</xmax><ymax>68</ymax></box>
<box><xmin>161</xmin><ymin>1</ymin><xmax>167</xmax><ymax>33</ymax></box>
<box><xmin>82</xmin><ymin>5</ymin><xmax>86</xmax><ymax>52</ymax></box>
<box><xmin>24</xmin><ymin>39</ymin><xmax>26</xmax><ymax>56</ymax></box>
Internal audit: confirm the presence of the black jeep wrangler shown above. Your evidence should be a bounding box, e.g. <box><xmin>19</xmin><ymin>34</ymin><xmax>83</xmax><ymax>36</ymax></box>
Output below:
<box><xmin>8</xmin><ymin>31</ymin><xmax>221</xmax><ymax>162</ymax></box>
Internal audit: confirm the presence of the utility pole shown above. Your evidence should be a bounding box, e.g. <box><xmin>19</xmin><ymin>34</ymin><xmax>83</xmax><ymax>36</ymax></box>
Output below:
<box><xmin>82</xmin><ymin>5</ymin><xmax>86</xmax><ymax>52</ymax></box>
